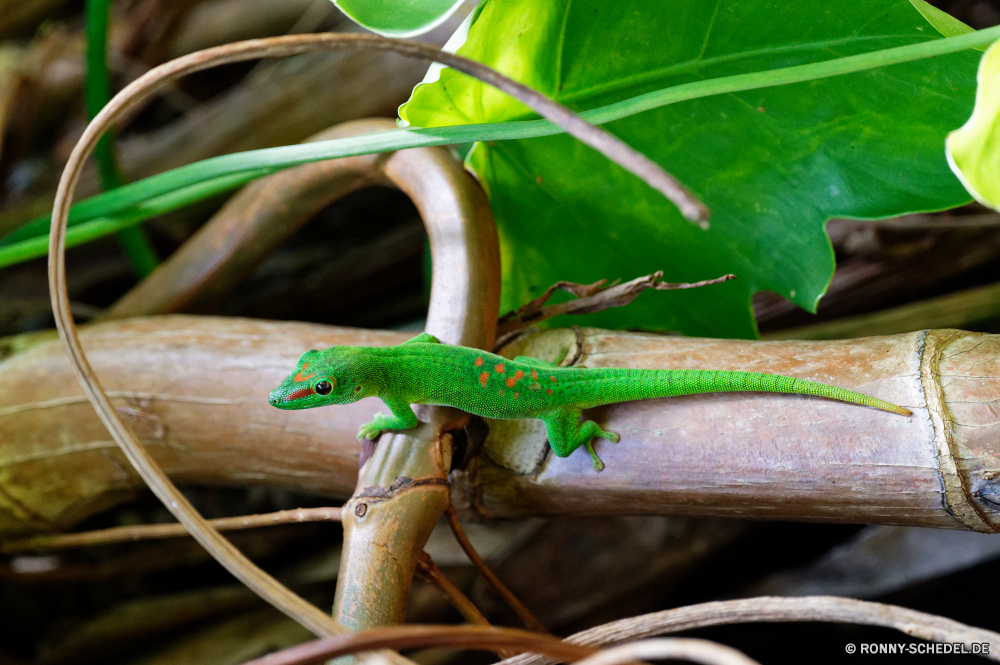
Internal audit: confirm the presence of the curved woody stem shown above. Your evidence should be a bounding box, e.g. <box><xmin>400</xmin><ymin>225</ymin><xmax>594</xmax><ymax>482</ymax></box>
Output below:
<box><xmin>500</xmin><ymin>596</ymin><xmax>1000</xmax><ymax>665</ymax></box>
<box><xmin>49</xmin><ymin>32</ymin><xmax>683</xmax><ymax>648</ymax></box>
<box><xmin>50</xmin><ymin>28</ymin><xmax>696</xmax><ymax>646</ymax></box>
<box><xmin>444</xmin><ymin>504</ymin><xmax>549</xmax><ymax>634</ymax></box>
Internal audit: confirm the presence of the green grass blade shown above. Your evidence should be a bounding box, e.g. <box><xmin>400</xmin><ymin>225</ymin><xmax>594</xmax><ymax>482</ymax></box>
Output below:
<box><xmin>6</xmin><ymin>23</ymin><xmax>1000</xmax><ymax>265</ymax></box>
<box><xmin>0</xmin><ymin>171</ymin><xmax>260</xmax><ymax>269</ymax></box>
<box><xmin>86</xmin><ymin>0</ymin><xmax>159</xmax><ymax>277</ymax></box>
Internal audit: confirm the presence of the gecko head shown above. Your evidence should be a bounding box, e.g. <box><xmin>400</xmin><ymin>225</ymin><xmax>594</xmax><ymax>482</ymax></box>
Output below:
<box><xmin>268</xmin><ymin>347</ymin><xmax>371</xmax><ymax>409</ymax></box>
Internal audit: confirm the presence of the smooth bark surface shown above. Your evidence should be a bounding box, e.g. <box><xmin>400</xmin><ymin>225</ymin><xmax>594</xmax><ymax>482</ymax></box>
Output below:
<box><xmin>454</xmin><ymin>326</ymin><xmax>1000</xmax><ymax>532</ymax></box>
<box><xmin>0</xmin><ymin>317</ymin><xmax>400</xmax><ymax>536</ymax></box>
<box><xmin>3</xmin><ymin>319</ymin><xmax>1000</xmax><ymax>536</ymax></box>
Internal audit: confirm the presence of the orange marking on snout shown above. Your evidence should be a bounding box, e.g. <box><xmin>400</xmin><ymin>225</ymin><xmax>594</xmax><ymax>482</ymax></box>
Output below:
<box><xmin>479</xmin><ymin>371</ymin><xmax>489</xmax><ymax>388</ymax></box>
<box><xmin>549</xmin><ymin>375</ymin><xmax>557</xmax><ymax>383</ymax></box>
<box><xmin>293</xmin><ymin>363</ymin><xmax>313</xmax><ymax>382</ymax></box>
<box><xmin>513</xmin><ymin>370</ymin><xmax>525</xmax><ymax>381</ymax></box>
<box><xmin>286</xmin><ymin>388</ymin><xmax>313</xmax><ymax>401</ymax></box>
<box><xmin>531</xmin><ymin>369</ymin><xmax>538</xmax><ymax>380</ymax></box>
<box><xmin>474</xmin><ymin>357</ymin><xmax>484</xmax><ymax>367</ymax></box>
<box><xmin>506</xmin><ymin>377</ymin><xmax>517</xmax><ymax>388</ymax></box>
<box><xmin>494</xmin><ymin>363</ymin><xmax>505</xmax><ymax>373</ymax></box>
<box><xmin>546</xmin><ymin>388</ymin><xmax>554</xmax><ymax>395</ymax></box>
<box><xmin>530</xmin><ymin>382</ymin><xmax>541</xmax><ymax>391</ymax></box>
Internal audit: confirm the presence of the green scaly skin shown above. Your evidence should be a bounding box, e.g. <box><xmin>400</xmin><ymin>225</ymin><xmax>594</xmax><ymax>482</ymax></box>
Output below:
<box><xmin>268</xmin><ymin>332</ymin><xmax>912</xmax><ymax>472</ymax></box>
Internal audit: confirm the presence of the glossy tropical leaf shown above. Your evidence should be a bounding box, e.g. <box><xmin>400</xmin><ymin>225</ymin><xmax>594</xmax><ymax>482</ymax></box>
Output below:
<box><xmin>333</xmin><ymin>0</ymin><xmax>467</xmax><ymax>37</ymax></box>
<box><xmin>947</xmin><ymin>39</ymin><xmax>1000</xmax><ymax>209</ymax></box>
<box><xmin>401</xmin><ymin>0</ymin><xmax>979</xmax><ymax>338</ymax></box>
<box><xmin>909</xmin><ymin>0</ymin><xmax>984</xmax><ymax>50</ymax></box>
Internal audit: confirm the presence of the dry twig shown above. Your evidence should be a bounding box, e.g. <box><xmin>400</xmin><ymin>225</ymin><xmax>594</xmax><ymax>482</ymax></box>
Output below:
<box><xmin>572</xmin><ymin>639</ymin><xmax>758</xmax><ymax>665</ymax></box>
<box><xmin>495</xmin><ymin>270</ymin><xmax>734</xmax><ymax>346</ymax></box>
<box><xmin>413</xmin><ymin>552</ymin><xmax>518</xmax><ymax>659</ymax></box>
<box><xmin>0</xmin><ymin>507</ymin><xmax>342</xmax><ymax>553</ymax></box>
<box><xmin>444</xmin><ymin>505</ymin><xmax>549</xmax><ymax>634</ymax></box>
<box><xmin>500</xmin><ymin>596</ymin><xmax>1000</xmax><ymax>665</ymax></box>
<box><xmin>240</xmin><ymin>625</ymin><xmax>599</xmax><ymax>665</ymax></box>
<box><xmin>414</xmin><ymin>552</ymin><xmax>491</xmax><ymax>628</ymax></box>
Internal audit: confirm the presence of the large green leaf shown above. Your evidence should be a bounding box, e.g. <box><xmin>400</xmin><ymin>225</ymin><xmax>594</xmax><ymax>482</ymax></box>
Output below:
<box><xmin>947</xmin><ymin>39</ymin><xmax>1000</xmax><ymax>209</ymax></box>
<box><xmin>333</xmin><ymin>0</ymin><xmax>467</xmax><ymax>37</ymax></box>
<box><xmin>909</xmin><ymin>0</ymin><xmax>984</xmax><ymax>49</ymax></box>
<box><xmin>401</xmin><ymin>0</ymin><xmax>979</xmax><ymax>338</ymax></box>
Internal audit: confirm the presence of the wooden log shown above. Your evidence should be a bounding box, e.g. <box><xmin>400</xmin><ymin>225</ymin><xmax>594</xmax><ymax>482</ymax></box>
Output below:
<box><xmin>2</xmin><ymin>317</ymin><xmax>999</xmax><ymax>536</ymax></box>
<box><xmin>0</xmin><ymin>316</ymin><xmax>402</xmax><ymax>536</ymax></box>
<box><xmin>452</xmin><ymin>327</ymin><xmax>999</xmax><ymax>533</ymax></box>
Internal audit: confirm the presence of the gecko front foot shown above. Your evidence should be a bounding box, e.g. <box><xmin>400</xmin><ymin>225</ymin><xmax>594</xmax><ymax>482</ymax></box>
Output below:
<box><xmin>357</xmin><ymin>413</ymin><xmax>393</xmax><ymax>441</ymax></box>
<box><xmin>357</xmin><ymin>409</ymin><xmax>420</xmax><ymax>441</ymax></box>
<box><xmin>357</xmin><ymin>423</ymin><xmax>383</xmax><ymax>441</ymax></box>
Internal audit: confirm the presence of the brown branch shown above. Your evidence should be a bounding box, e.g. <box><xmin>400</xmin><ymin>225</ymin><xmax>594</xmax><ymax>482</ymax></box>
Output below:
<box><xmin>239</xmin><ymin>625</ymin><xmax>600</xmax><ymax>665</ymax></box>
<box><xmin>763</xmin><ymin>280</ymin><xmax>1000</xmax><ymax>341</ymax></box>
<box><xmin>414</xmin><ymin>552</ymin><xmax>491</xmax><ymax>628</ymax></box>
<box><xmin>855</xmin><ymin>212</ymin><xmax>1000</xmax><ymax>230</ymax></box>
<box><xmin>9</xmin><ymin>321</ymin><xmax>1000</xmax><ymax>532</ymax></box>
<box><xmin>444</xmin><ymin>505</ymin><xmax>550</xmax><ymax>635</ymax></box>
<box><xmin>414</xmin><ymin>552</ymin><xmax>518</xmax><ymax>659</ymax></box>
<box><xmin>571</xmin><ymin>639</ymin><xmax>758</xmax><ymax>665</ymax></box>
<box><xmin>499</xmin><ymin>596</ymin><xmax>1000</xmax><ymax>665</ymax></box>
<box><xmin>0</xmin><ymin>507</ymin><xmax>341</xmax><ymax>554</ymax></box>
<box><xmin>495</xmin><ymin>271</ymin><xmax>735</xmax><ymax>345</ymax></box>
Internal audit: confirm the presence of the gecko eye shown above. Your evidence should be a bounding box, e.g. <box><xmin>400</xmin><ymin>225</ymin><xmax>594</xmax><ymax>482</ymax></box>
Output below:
<box><xmin>314</xmin><ymin>380</ymin><xmax>333</xmax><ymax>395</ymax></box>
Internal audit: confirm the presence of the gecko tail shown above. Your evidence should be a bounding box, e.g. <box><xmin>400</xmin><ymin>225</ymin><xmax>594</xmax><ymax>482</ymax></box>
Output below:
<box><xmin>692</xmin><ymin>370</ymin><xmax>912</xmax><ymax>416</ymax></box>
<box><xmin>668</xmin><ymin>370</ymin><xmax>913</xmax><ymax>416</ymax></box>
<box><xmin>790</xmin><ymin>376</ymin><xmax>912</xmax><ymax>416</ymax></box>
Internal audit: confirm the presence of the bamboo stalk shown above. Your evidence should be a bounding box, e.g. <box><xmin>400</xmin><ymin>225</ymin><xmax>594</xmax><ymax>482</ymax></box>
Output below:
<box><xmin>452</xmin><ymin>326</ymin><xmax>1000</xmax><ymax>533</ymax></box>
<box><xmin>3</xmin><ymin>319</ymin><xmax>1000</xmax><ymax>536</ymax></box>
<box><xmin>763</xmin><ymin>280</ymin><xmax>1000</xmax><ymax>341</ymax></box>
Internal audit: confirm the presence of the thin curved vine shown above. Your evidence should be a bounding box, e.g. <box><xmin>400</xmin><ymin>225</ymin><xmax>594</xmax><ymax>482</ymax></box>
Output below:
<box><xmin>7</xmin><ymin>20</ymin><xmax>1000</xmax><ymax>264</ymax></box>
<box><xmin>47</xmin><ymin>31</ymin><xmax>703</xmax><ymax>648</ymax></box>
<box><xmin>500</xmin><ymin>596</ymin><xmax>1000</xmax><ymax>665</ymax></box>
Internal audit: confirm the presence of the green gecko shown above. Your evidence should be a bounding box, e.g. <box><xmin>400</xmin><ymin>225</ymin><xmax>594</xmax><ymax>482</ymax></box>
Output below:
<box><xmin>268</xmin><ymin>333</ymin><xmax>912</xmax><ymax>472</ymax></box>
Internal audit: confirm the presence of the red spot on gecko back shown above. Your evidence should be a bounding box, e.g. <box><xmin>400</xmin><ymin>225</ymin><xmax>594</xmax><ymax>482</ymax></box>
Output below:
<box><xmin>474</xmin><ymin>357</ymin><xmax>484</xmax><ymax>367</ymax></box>
<box><xmin>513</xmin><ymin>370</ymin><xmax>525</xmax><ymax>381</ymax></box>
<box><xmin>531</xmin><ymin>369</ymin><xmax>538</xmax><ymax>380</ymax></box>
<box><xmin>494</xmin><ymin>363</ymin><xmax>505</xmax><ymax>373</ymax></box>
<box><xmin>479</xmin><ymin>371</ymin><xmax>489</xmax><ymax>388</ymax></box>
<box><xmin>514</xmin><ymin>392</ymin><xmax>520</xmax><ymax>399</ymax></box>
<box><xmin>549</xmin><ymin>375</ymin><xmax>557</xmax><ymax>383</ymax></box>
<box><xmin>546</xmin><ymin>388</ymin><xmax>554</xmax><ymax>395</ymax></box>
<box><xmin>506</xmin><ymin>377</ymin><xmax>517</xmax><ymax>388</ymax></box>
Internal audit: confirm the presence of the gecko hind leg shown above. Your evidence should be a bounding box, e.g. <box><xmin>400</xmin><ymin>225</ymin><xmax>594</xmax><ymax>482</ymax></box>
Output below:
<box><xmin>540</xmin><ymin>408</ymin><xmax>620</xmax><ymax>472</ymax></box>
